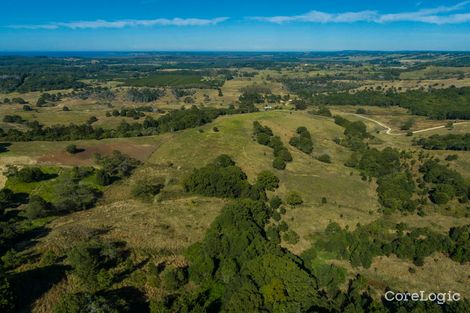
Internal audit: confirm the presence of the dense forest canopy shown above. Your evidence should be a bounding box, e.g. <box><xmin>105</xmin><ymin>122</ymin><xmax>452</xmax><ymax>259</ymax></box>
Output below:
<box><xmin>313</xmin><ymin>87</ymin><xmax>470</xmax><ymax>120</ymax></box>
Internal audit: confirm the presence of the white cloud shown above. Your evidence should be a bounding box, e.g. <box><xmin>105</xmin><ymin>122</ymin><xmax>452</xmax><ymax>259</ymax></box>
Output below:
<box><xmin>252</xmin><ymin>1</ymin><xmax>470</xmax><ymax>25</ymax></box>
<box><xmin>10</xmin><ymin>17</ymin><xmax>229</xmax><ymax>30</ymax></box>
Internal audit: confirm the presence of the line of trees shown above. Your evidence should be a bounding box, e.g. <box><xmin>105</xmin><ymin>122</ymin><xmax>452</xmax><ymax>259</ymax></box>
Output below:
<box><xmin>417</xmin><ymin>133</ymin><xmax>470</xmax><ymax>151</ymax></box>
<box><xmin>312</xmin><ymin>220</ymin><xmax>470</xmax><ymax>268</ymax></box>
<box><xmin>0</xmin><ymin>105</ymin><xmax>257</xmax><ymax>142</ymax></box>
<box><xmin>253</xmin><ymin>121</ymin><xmax>293</xmax><ymax>170</ymax></box>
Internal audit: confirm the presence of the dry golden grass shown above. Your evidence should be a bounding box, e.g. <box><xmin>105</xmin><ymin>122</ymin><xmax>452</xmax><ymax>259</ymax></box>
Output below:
<box><xmin>357</xmin><ymin>254</ymin><xmax>470</xmax><ymax>298</ymax></box>
<box><xmin>40</xmin><ymin>197</ymin><xmax>226</xmax><ymax>255</ymax></box>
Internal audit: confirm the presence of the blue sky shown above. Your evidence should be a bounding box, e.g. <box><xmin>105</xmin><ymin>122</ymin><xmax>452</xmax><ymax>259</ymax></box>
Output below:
<box><xmin>1</xmin><ymin>0</ymin><xmax>470</xmax><ymax>51</ymax></box>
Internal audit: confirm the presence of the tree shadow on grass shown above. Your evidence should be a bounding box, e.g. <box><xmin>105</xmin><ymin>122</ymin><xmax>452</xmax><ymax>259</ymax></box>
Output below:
<box><xmin>102</xmin><ymin>286</ymin><xmax>150</xmax><ymax>313</ymax></box>
<box><xmin>14</xmin><ymin>225</ymin><xmax>51</xmax><ymax>252</ymax></box>
<box><xmin>0</xmin><ymin>142</ymin><xmax>11</xmax><ymax>153</ymax></box>
<box><xmin>112</xmin><ymin>257</ymin><xmax>149</xmax><ymax>285</ymax></box>
<box><xmin>10</xmin><ymin>264</ymin><xmax>70</xmax><ymax>313</ymax></box>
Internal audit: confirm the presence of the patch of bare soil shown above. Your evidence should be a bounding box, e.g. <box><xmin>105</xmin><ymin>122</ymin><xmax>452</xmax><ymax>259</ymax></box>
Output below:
<box><xmin>37</xmin><ymin>142</ymin><xmax>156</xmax><ymax>166</ymax></box>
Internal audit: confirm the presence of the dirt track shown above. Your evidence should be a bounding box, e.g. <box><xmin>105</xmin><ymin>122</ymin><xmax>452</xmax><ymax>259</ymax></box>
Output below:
<box><xmin>350</xmin><ymin>113</ymin><xmax>470</xmax><ymax>136</ymax></box>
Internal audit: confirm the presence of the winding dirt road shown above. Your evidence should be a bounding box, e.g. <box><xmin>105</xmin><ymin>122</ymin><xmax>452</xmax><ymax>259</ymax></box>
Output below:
<box><xmin>348</xmin><ymin>113</ymin><xmax>470</xmax><ymax>136</ymax></box>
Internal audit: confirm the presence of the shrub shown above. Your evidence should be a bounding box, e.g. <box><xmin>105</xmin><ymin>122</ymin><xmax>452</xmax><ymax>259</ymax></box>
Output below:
<box><xmin>86</xmin><ymin>116</ymin><xmax>98</xmax><ymax>125</ymax></box>
<box><xmin>278</xmin><ymin>221</ymin><xmax>289</xmax><ymax>232</ymax></box>
<box><xmin>40</xmin><ymin>250</ymin><xmax>58</xmax><ymax>266</ymax></box>
<box><xmin>446</xmin><ymin>154</ymin><xmax>458</xmax><ymax>161</ymax></box>
<box><xmin>270</xmin><ymin>196</ymin><xmax>282</xmax><ymax>210</ymax></box>
<box><xmin>430</xmin><ymin>190</ymin><xmax>450</xmax><ymax>204</ymax></box>
<box><xmin>272</xmin><ymin>211</ymin><xmax>281</xmax><ymax>222</ymax></box>
<box><xmin>286</xmin><ymin>192</ymin><xmax>303</xmax><ymax>206</ymax></box>
<box><xmin>266</xmin><ymin>226</ymin><xmax>280</xmax><ymax>244</ymax></box>
<box><xmin>317</xmin><ymin>154</ymin><xmax>331</xmax><ymax>163</ymax></box>
<box><xmin>1</xmin><ymin>250</ymin><xmax>19</xmax><ymax>270</ymax></box>
<box><xmin>313</xmin><ymin>105</ymin><xmax>332</xmax><ymax>117</ymax></box>
<box><xmin>283</xmin><ymin>230</ymin><xmax>300</xmax><ymax>244</ymax></box>
<box><xmin>161</xmin><ymin>267</ymin><xmax>188</xmax><ymax>291</ymax></box>
<box><xmin>53</xmin><ymin>293</ymin><xmax>120</xmax><ymax>313</ymax></box>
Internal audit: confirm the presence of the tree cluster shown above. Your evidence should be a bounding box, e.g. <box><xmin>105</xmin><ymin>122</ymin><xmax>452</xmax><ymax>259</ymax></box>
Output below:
<box><xmin>419</xmin><ymin>159</ymin><xmax>468</xmax><ymax>204</ymax></box>
<box><xmin>125</xmin><ymin>88</ymin><xmax>165</xmax><ymax>103</ymax></box>
<box><xmin>289</xmin><ymin>126</ymin><xmax>313</xmax><ymax>154</ymax></box>
<box><xmin>183</xmin><ymin>155</ymin><xmax>270</xmax><ymax>201</ymax></box>
<box><xmin>417</xmin><ymin>133</ymin><xmax>470</xmax><ymax>151</ymax></box>
<box><xmin>253</xmin><ymin>121</ymin><xmax>293</xmax><ymax>170</ymax></box>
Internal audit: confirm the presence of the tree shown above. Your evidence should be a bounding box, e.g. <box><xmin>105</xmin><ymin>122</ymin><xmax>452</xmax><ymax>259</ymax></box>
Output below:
<box><xmin>15</xmin><ymin>167</ymin><xmax>45</xmax><ymax>183</ymax></box>
<box><xmin>95</xmin><ymin>151</ymin><xmax>141</xmax><ymax>179</ymax></box>
<box><xmin>66</xmin><ymin>144</ymin><xmax>79</xmax><ymax>154</ymax></box>
<box><xmin>131</xmin><ymin>177</ymin><xmax>165</xmax><ymax>201</ymax></box>
<box><xmin>272</xmin><ymin>157</ymin><xmax>286</xmax><ymax>170</ymax></box>
<box><xmin>293</xmin><ymin>99</ymin><xmax>307</xmax><ymax>110</ymax></box>
<box><xmin>213</xmin><ymin>154</ymin><xmax>235</xmax><ymax>167</ymax></box>
<box><xmin>256</xmin><ymin>171</ymin><xmax>280</xmax><ymax>191</ymax></box>
<box><xmin>286</xmin><ymin>192</ymin><xmax>303</xmax><ymax>206</ymax></box>
<box><xmin>23</xmin><ymin>195</ymin><xmax>49</xmax><ymax>219</ymax></box>
<box><xmin>96</xmin><ymin>169</ymin><xmax>111</xmax><ymax>186</ymax></box>
<box><xmin>53</xmin><ymin>293</ymin><xmax>120</xmax><ymax>313</ymax></box>
<box><xmin>256</xmin><ymin>133</ymin><xmax>271</xmax><ymax>145</ymax></box>
<box><xmin>289</xmin><ymin>127</ymin><xmax>313</xmax><ymax>154</ymax></box>
<box><xmin>67</xmin><ymin>242</ymin><xmax>116</xmax><ymax>292</ymax></box>
<box><xmin>270</xmin><ymin>196</ymin><xmax>282</xmax><ymax>210</ymax></box>
<box><xmin>0</xmin><ymin>268</ymin><xmax>14</xmax><ymax>313</ymax></box>
<box><xmin>55</xmin><ymin>177</ymin><xmax>98</xmax><ymax>212</ymax></box>
<box><xmin>0</xmin><ymin>189</ymin><xmax>14</xmax><ymax>213</ymax></box>
<box><xmin>161</xmin><ymin>267</ymin><xmax>188</xmax><ymax>291</ymax></box>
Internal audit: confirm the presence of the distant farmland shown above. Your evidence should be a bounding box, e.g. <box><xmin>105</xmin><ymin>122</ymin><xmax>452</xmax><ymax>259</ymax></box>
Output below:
<box><xmin>124</xmin><ymin>72</ymin><xmax>221</xmax><ymax>88</ymax></box>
